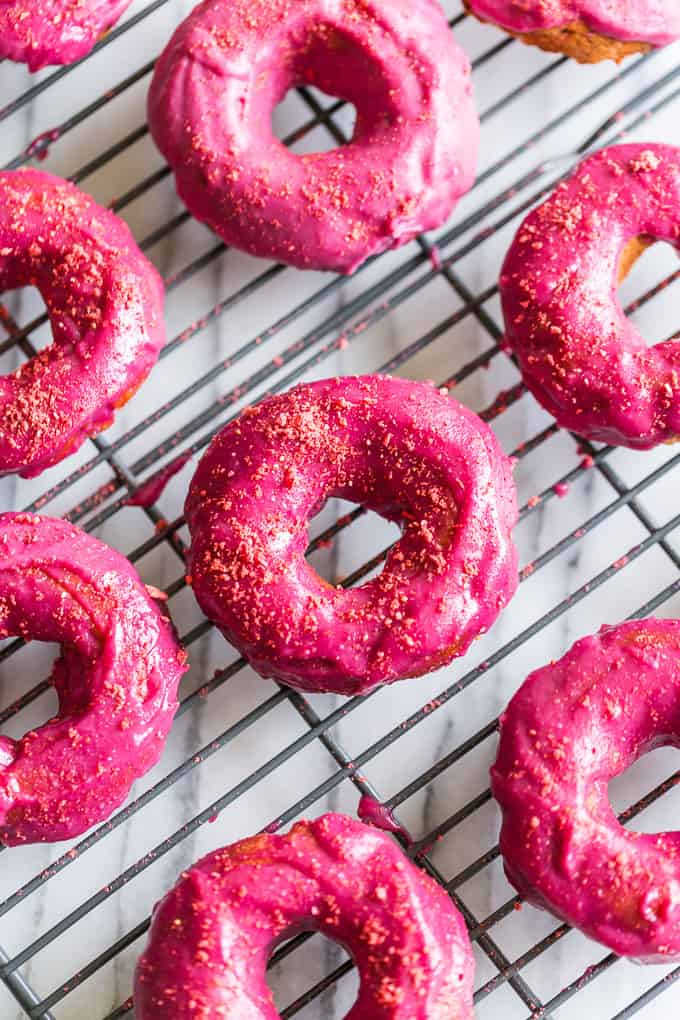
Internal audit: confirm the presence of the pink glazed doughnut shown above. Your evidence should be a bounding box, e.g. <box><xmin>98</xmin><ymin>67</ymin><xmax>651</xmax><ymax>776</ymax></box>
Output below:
<box><xmin>0</xmin><ymin>0</ymin><xmax>133</xmax><ymax>71</ymax></box>
<box><xmin>134</xmin><ymin>813</ymin><xmax>475</xmax><ymax>1019</ymax></box>
<box><xmin>185</xmin><ymin>376</ymin><xmax>518</xmax><ymax>696</ymax></box>
<box><xmin>491</xmin><ymin>619</ymin><xmax>680</xmax><ymax>962</ymax></box>
<box><xmin>0</xmin><ymin>513</ymin><xmax>187</xmax><ymax>845</ymax></box>
<box><xmin>500</xmin><ymin>144</ymin><xmax>680</xmax><ymax>449</ymax></box>
<box><xmin>465</xmin><ymin>1</ymin><xmax>680</xmax><ymax>63</ymax></box>
<box><xmin>0</xmin><ymin>169</ymin><xmax>165</xmax><ymax>478</ymax></box>
<box><xmin>147</xmin><ymin>0</ymin><xmax>478</xmax><ymax>274</ymax></box>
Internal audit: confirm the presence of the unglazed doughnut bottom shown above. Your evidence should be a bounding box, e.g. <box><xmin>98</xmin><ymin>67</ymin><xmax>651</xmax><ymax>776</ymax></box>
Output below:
<box><xmin>134</xmin><ymin>813</ymin><xmax>476</xmax><ymax>1019</ymax></box>
<box><xmin>491</xmin><ymin>620</ymin><xmax>680</xmax><ymax>962</ymax></box>
<box><xmin>470</xmin><ymin>12</ymin><xmax>650</xmax><ymax>63</ymax></box>
<box><xmin>185</xmin><ymin>376</ymin><xmax>518</xmax><ymax>695</ymax></box>
<box><xmin>516</xmin><ymin>20</ymin><xmax>648</xmax><ymax>63</ymax></box>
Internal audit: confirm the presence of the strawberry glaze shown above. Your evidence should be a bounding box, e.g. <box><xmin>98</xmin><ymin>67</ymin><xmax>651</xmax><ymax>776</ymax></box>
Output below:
<box><xmin>134</xmin><ymin>813</ymin><xmax>475</xmax><ymax>1019</ymax></box>
<box><xmin>0</xmin><ymin>0</ymin><xmax>133</xmax><ymax>71</ymax></box>
<box><xmin>185</xmin><ymin>376</ymin><xmax>518</xmax><ymax>696</ymax></box>
<box><xmin>500</xmin><ymin>144</ymin><xmax>680</xmax><ymax>449</ymax></box>
<box><xmin>466</xmin><ymin>0</ymin><xmax>680</xmax><ymax>47</ymax></box>
<box><xmin>0</xmin><ymin>169</ymin><xmax>165</xmax><ymax>478</ymax></box>
<box><xmin>492</xmin><ymin>619</ymin><xmax>680</xmax><ymax>962</ymax></box>
<box><xmin>147</xmin><ymin>0</ymin><xmax>478</xmax><ymax>274</ymax></box>
<box><xmin>0</xmin><ymin>513</ymin><xmax>187</xmax><ymax>846</ymax></box>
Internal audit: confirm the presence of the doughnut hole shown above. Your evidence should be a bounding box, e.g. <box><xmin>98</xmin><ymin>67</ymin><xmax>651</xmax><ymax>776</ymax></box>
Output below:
<box><xmin>269</xmin><ymin>23</ymin><xmax>400</xmax><ymax>157</ymax></box>
<box><xmin>0</xmin><ymin>286</ymin><xmax>50</xmax><ymax>376</ymax></box>
<box><xmin>0</xmin><ymin>639</ymin><xmax>60</xmax><ymax>748</ymax></box>
<box><xmin>268</xmin><ymin>931</ymin><xmax>358</xmax><ymax>1014</ymax></box>
<box><xmin>607</xmin><ymin>744</ymin><xmax>680</xmax><ymax>835</ymax></box>
<box><xmin>617</xmin><ymin>235</ymin><xmax>655</xmax><ymax>285</ymax></box>
<box><xmin>617</xmin><ymin>235</ymin><xmax>680</xmax><ymax>344</ymax></box>
<box><xmin>306</xmin><ymin>500</ymin><xmax>401</xmax><ymax>586</ymax></box>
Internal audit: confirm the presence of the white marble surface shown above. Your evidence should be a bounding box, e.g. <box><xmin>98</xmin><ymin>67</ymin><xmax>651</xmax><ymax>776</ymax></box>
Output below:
<box><xmin>0</xmin><ymin>2</ymin><xmax>679</xmax><ymax>1017</ymax></box>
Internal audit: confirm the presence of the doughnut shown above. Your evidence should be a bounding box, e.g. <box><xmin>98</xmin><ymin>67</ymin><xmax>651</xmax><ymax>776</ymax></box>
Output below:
<box><xmin>185</xmin><ymin>375</ymin><xmax>518</xmax><ymax>696</ymax></box>
<box><xmin>134</xmin><ymin>812</ymin><xmax>475</xmax><ymax>1018</ymax></box>
<box><xmin>147</xmin><ymin>0</ymin><xmax>478</xmax><ymax>275</ymax></box>
<box><xmin>0</xmin><ymin>0</ymin><xmax>133</xmax><ymax>71</ymax></box>
<box><xmin>491</xmin><ymin>619</ymin><xmax>680</xmax><ymax>962</ymax></box>
<box><xmin>0</xmin><ymin>169</ymin><xmax>165</xmax><ymax>478</ymax></box>
<box><xmin>465</xmin><ymin>1</ymin><xmax>680</xmax><ymax>63</ymax></box>
<box><xmin>0</xmin><ymin>512</ymin><xmax>187</xmax><ymax>845</ymax></box>
<box><xmin>499</xmin><ymin>143</ymin><xmax>680</xmax><ymax>450</ymax></box>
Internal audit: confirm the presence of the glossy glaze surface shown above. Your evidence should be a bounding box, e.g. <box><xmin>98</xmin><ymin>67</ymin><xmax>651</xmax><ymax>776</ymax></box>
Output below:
<box><xmin>0</xmin><ymin>513</ymin><xmax>187</xmax><ymax>845</ymax></box>
<box><xmin>0</xmin><ymin>0</ymin><xmax>133</xmax><ymax>71</ymax></box>
<box><xmin>186</xmin><ymin>376</ymin><xmax>518</xmax><ymax>695</ymax></box>
<box><xmin>492</xmin><ymin>619</ymin><xmax>680</xmax><ymax>962</ymax></box>
<box><xmin>148</xmin><ymin>0</ymin><xmax>478</xmax><ymax>274</ymax></box>
<box><xmin>135</xmin><ymin>813</ymin><xmax>475</xmax><ymax>1019</ymax></box>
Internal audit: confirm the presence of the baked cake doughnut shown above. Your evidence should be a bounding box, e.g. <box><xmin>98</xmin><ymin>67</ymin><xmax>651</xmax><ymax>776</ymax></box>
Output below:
<box><xmin>0</xmin><ymin>513</ymin><xmax>187</xmax><ymax>845</ymax></box>
<box><xmin>185</xmin><ymin>376</ymin><xmax>518</xmax><ymax>695</ymax></box>
<box><xmin>0</xmin><ymin>169</ymin><xmax>166</xmax><ymax>477</ymax></box>
<box><xmin>492</xmin><ymin>619</ymin><xmax>680</xmax><ymax>962</ymax></box>
<box><xmin>465</xmin><ymin>1</ymin><xmax>680</xmax><ymax>63</ymax></box>
<box><xmin>499</xmin><ymin>143</ymin><xmax>680</xmax><ymax>449</ymax></box>
<box><xmin>148</xmin><ymin>0</ymin><xmax>478</xmax><ymax>274</ymax></box>
<box><xmin>135</xmin><ymin>813</ymin><xmax>475</xmax><ymax>1018</ymax></box>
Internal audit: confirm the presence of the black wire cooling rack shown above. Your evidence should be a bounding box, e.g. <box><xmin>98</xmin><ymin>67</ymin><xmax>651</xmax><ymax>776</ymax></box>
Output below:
<box><xmin>0</xmin><ymin>1</ymin><xmax>679</xmax><ymax>1017</ymax></box>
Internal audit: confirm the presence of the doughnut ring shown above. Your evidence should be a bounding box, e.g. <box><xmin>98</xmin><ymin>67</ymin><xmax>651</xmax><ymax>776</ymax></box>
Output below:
<box><xmin>148</xmin><ymin>0</ymin><xmax>478</xmax><ymax>274</ymax></box>
<box><xmin>491</xmin><ymin>619</ymin><xmax>680</xmax><ymax>962</ymax></box>
<box><xmin>0</xmin><ymin>513</ymin><xmax>187</xmax><ymax>845</ymax></box>
<box><xmin>135</xmin><ymin>812</ymin><xmax>475</xmax><ymax>1018</ymax></box>
<box><xmin>0</xmin><ymin>169</ymin><xmax>166</xmax><ymax>478</ymax></box>
<box><xmin>500</xmin><ymin>144</ymin><xmax>680</xmax><ymax>449</ymax></box>
<box><xmin>185</xmin><ymin>375</ymin><xmax>518</xmax><ymax>696</ymax></box>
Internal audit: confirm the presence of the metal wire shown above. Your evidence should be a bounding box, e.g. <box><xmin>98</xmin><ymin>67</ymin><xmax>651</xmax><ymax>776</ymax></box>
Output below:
<box><xmin>0</xmin><ymin>1</ymin><xmax>678</xmax><ymax>1017</ymax></box>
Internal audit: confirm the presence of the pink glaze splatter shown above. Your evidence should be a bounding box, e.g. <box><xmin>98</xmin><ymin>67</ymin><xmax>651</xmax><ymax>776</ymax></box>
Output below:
<box><xmin>134</xmin><ymin>813</ymin><xmax>475</xmax><ymax>1018</ymax></box>
<box><xmin>358</xmin><ymin>796</ymin><xmax>412</xmax><ymax>844</ymax></box>
<box><xmin>126</xmin><ymin>452</ymin><xmax>193</xmax><ymax>508</ymax></box>
<box><xmin>185</xmin><ymin>376</ymin><xmax>519</xmax><ymax>696</ymax></box>
<box><xmin>0</xmin><ymin>513</ymin><xmax>187</xmax><ymax>846</ymax></box>
<box><xmin>0</xmin><ymin>169</ymin><xmax>166</xmax><ymax>478</ymax></box>
<box><xmin>492</xmin><ymin>619</ymin><xmax>680</xmax><ymax>962</ymax></box>
<box><xmin>500</xmin><ymin>144</ymin><xmax>680</xmax><ymax>450</ymax></box>
<box><xmin>148</xmin><ymin>0</ymin><xmax>478</xmax><ymax>274</ymax></box>
<box><xmin>466</xmin><ymin>0</ymin><xmax>680</xmax><ymax>47</ymax></box>
<box><xmin>0</xmin><ymin>0</ymin><xmax>133</xmax><ymax>71</ymax></box>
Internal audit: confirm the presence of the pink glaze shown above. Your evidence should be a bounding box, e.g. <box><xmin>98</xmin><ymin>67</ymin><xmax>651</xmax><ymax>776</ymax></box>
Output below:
<box><xmin>186</xmin><ymin>375</ymin><xmax>518</xmax><ymax>696</ymax></box>
<box><xmin>126</xmin><ymin>452</ymin><xmax>193</xmax><ymax>508</ymax></box>
<box><xmin>0</xmin><ymin>513</ymin><xmax>187</xmax><ymax>845</ymax></box>
<box><xmin>466</xmin><ymin>0</ymin><xmax>680</xmax><ymax>47</ymax></box>
<box><xmin>500</xmin><ymin>144</ymin><xmax>680</xmax><ymax>450</ymax></box>
<box><xmin>0</xmin><ymin>0</ymin><xmax>133</xmax><ymax>71</ymax></box>
<box><xmin>134</xmin><ymin>812</ymin><xmax>475</xmax><ymax>1019</ymax></box>
<box><xmin>358</xmin><ymin>795</ymin><xmax>412</xmax><ymax>843</ymax></box>
<box><xmin>147</xmin><ymin>0</ymin><xmax>478</xmax><ymax>275</ymax></box>
<box><xmin>491</xmin><ymin>619</ymin><xmax>680</xmax><ymax>962</ymax></box>
<box><xmin>0</xmin><ymin>169</ymin><xmax>165</xmax><ymax>478</ymax></box>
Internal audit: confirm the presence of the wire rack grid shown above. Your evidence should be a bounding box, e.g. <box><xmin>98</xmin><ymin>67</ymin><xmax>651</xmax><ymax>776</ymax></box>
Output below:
<box><xmin>0</xmin><ymin>1</ymin><xmax>679</xmax><ymax>1017</ymax></box>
